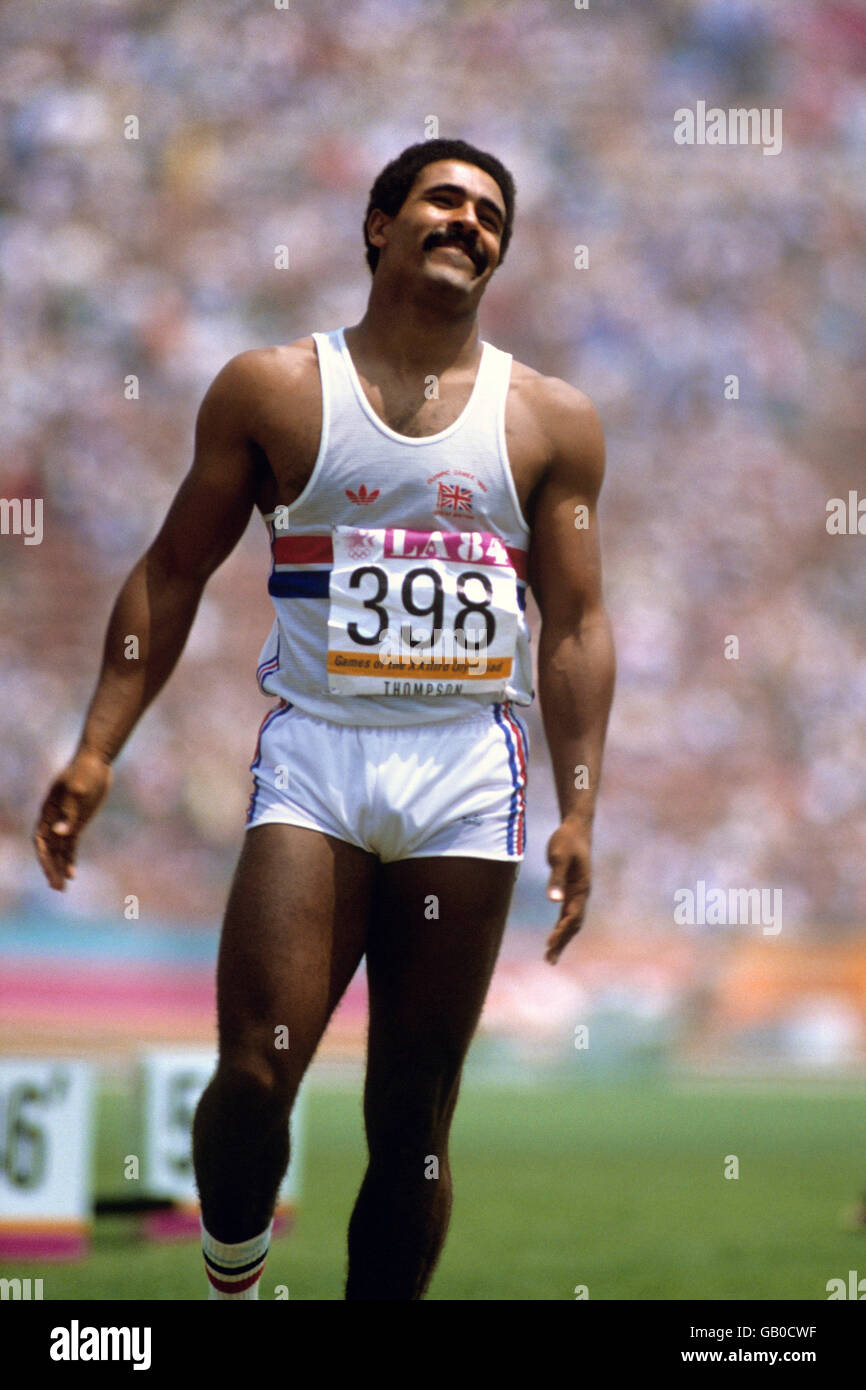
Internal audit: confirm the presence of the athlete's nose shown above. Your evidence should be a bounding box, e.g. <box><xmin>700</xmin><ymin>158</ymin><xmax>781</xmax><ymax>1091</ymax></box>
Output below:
<box><xmin>451</xmin><ymin>205</ymin><xmax>480</xmax><ymax>236</ymax></box>
<box><xmin>442</xmin><ymin>218</ymin><xmax>482</xmax><ymax>264</ymax></box>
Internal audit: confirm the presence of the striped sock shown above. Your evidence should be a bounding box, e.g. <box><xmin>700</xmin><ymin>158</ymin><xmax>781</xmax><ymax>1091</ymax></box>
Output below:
<box><xmin>201</xmin><ymin>1220</ymin><xmax>273</xmax><ymax>1300</ymax></box>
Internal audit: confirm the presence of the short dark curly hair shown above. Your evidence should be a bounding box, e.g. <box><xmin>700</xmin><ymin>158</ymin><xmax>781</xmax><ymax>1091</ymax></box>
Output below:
<box><xmin>362</xmin><ymin>139</ymin><xmax>516</xmax><ymax>275</ymax></box>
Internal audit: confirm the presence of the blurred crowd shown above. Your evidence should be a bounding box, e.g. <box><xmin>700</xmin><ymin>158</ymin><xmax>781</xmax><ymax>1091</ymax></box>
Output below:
<box><xmin>1</xmin><ymin>0</ymin><xmax>864</xmax><ymax>932</ymax></box>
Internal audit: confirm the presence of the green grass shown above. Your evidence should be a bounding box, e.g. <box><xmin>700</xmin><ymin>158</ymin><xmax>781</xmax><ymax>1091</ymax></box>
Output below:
<box><xmin>4</xmin><ymin>1078</ymin><xmax>866</xmax><ymax>1300</ymax></box>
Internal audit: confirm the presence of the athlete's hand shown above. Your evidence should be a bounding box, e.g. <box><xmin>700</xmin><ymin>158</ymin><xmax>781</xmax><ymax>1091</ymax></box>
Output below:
<box><xmin>33</xmin><ymin>750</ymin><xmax>113</xmax><ymax>891</ymax></box>
<box><xmin>544</xmin><ymin>819</ymin><xmax>592</xmax><ymax>964</ymax></box>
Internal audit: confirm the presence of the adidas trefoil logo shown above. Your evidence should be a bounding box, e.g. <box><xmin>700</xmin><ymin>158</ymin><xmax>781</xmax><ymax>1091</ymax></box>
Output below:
<box><xmin>346</xmin><ymin>484</ymin><xmax>380</xmax><ymax>505</ymax></box>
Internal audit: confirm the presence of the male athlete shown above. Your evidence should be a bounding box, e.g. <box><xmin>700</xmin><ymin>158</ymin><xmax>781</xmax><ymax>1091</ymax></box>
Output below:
<box><xmin>34</xmin><ymin>139</ymin><xmax>616</xmax><ymax>1300</ymax></box>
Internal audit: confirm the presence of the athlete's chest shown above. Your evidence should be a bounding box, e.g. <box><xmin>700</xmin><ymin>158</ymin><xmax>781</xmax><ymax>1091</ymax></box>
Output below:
<box><xmin>358</xmin><ymin>372</ymin><xmax>476</xmax><ymax>437</ymax></box>
<box><xmin>253</xmin><ymin>375</ymin><xmax>546</xmax><ymax>523</ymax></box>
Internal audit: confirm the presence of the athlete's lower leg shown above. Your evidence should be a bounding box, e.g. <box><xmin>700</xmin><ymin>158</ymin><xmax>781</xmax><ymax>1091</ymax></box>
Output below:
<box><xmin>193</xmin><ymin>1060</ymin><xmax>295</xmax><ymax>1243</ymax></box>
<box><xmin>345</xmin><ymin>1158</ymin><xmax>454</xmax><ymax>1300</ymax></box>
<box><xmin>192</xmin><ymin>824</ymin><xmax>374</xmax><ymax>1298</ymax></box>
<box><xmin>345</xmin><ymin>1084</ymin><xmax>460</xmax><ymax>1300</ymax></box>
<box><xmin>192</xmin><ymin>1058</ymin><xmax>300</xmax><ymax>1300</ymax></box>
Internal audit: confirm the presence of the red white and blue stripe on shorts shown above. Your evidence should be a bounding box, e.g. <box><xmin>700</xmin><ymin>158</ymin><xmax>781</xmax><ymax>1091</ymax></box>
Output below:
<box><xmin>255</xmin><ymin>627</ymin><xmax>280</xmax><ymax>690</ymax></box>
<box><xmin>246</xmin><ymin>697</ymin><xmax>294</xmax><ymax>825</ymax></box>
<box><xmin>493</xmin><ymin>701</ymin><xmax>528</xmax><ymax>856</ymax></box>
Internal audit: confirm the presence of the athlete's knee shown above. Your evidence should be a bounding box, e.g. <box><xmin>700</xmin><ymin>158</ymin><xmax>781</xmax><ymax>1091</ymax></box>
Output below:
<box><xmin>212</xmin><ymin>1048</ymin><xmax>299</xmax><ymax>1119</ymax></box>
<box><xmin>365</xmin><ymin>1061</ymin><xmax>462</xmax><ymax>1159</ymax></box>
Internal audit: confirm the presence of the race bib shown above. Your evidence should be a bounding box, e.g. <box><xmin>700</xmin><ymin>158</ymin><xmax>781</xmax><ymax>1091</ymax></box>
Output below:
<box><xmin>327</xmin><ymin>526</ymin><xmax>519</xmax><ymax>696</ymax></box>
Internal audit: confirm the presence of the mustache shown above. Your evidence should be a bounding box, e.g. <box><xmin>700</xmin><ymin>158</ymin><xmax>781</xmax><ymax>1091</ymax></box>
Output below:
<box><xmin>422</xmin><ymin>227</ymin><xmax>485</xmax><ymax>272</ymax></box>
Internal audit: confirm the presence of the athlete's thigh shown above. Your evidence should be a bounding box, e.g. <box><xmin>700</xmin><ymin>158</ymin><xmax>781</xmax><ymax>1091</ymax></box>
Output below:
<box><xmin>216</xmin><ymin>823</ymin><xmax>376</xmax><ymax>1077</ymax></box>
<box><xmin>365</xmin><ymin>855</ymin><xmax>518</xmax><ymax>1074</ymax></box>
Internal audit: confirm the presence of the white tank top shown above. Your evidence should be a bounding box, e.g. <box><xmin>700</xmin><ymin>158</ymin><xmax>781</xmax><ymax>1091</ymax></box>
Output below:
<box><xmin>255</xmin><ymin>326</ymin><xmax>534</xmax><ymax>726</ymax></box>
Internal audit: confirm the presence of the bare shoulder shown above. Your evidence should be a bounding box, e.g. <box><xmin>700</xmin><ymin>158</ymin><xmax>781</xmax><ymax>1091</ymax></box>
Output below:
<box><xmin>508</xmin><ymin>360</ymin><xmax>605</xmax><ymax>497</ymax></box>
<box><xmin>201</xmin><ymin>337</ymin><xmax>320</xmax><ymax>416</ymax></box>
<box><xmin>510</xmin><ymin>361</ymin><xmax>604</xmax><ymax>451</ymax></box>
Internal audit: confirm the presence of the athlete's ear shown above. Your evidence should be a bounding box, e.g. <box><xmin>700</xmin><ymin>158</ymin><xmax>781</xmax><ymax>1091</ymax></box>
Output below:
<box><xmin>366</xmin><ymin>208</ymin><xmax>391</xmax><ymax>254</ymax></box>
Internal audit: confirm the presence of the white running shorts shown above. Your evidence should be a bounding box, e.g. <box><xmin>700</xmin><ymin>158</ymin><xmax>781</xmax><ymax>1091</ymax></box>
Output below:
<box><xmin>245</xmin><ymin>699</ymin><xmax>529</xmax><ymax>862</ymax></box>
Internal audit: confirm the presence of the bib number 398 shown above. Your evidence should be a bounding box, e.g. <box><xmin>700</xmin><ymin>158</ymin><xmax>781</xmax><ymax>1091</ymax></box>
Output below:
<box><xmin>327</xmin><ymin>526</ymin><xmax>519</xmax><ymax>696</ymax></box>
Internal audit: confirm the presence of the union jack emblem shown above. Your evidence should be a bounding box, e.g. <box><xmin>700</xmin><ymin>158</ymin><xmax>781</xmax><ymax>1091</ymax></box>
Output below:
<box><xmin>436</xmin><ymin>482</ymin><xmax>473</xmax><ymax>514</ymax></box>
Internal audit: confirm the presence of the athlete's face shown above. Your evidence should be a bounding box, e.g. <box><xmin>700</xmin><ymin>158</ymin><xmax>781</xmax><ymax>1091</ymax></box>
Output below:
<box><xmin>372</xmin><ymin>160</ymin><xmax>506</xmax><ymax>296</ymax></box>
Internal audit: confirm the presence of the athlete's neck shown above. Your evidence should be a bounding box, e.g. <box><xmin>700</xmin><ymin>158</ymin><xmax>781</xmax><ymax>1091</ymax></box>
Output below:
<box><xmin>346</xmin><ymin>290</ymin><xmax>481</xmax><ymax>377</ymax></box>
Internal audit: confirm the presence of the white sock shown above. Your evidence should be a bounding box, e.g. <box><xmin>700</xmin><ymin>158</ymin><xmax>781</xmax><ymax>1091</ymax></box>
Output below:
<box><xmin>202</xmin><ymin>1219</ymin><xmax>273</xmax><ymax>1300</ymax></box>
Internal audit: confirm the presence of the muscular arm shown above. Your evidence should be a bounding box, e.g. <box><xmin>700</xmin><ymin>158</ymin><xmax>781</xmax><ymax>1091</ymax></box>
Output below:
<box><xmin>35</xmin><ymin>353</ymin><xmax>263</xmax><ymax>888</ymax></box>
<box><xmin>527</xmin><ymin>382</ymin><xmax>616</xmax><ymax>961</ymax></box>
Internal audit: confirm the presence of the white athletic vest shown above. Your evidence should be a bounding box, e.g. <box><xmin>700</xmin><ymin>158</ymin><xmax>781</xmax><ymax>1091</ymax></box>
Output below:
<box><xmin>255</xmin><ymin>325</ymin><xmax>534</xmax><ymax>726</ymax></box>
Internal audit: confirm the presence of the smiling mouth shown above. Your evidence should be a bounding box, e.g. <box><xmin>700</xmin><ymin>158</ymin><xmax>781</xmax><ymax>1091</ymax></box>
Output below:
<box><xmin>429</xmin><ymin>242</ymin><xmax>479</xmax><ymax>270</ymax></box>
